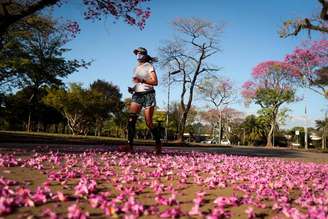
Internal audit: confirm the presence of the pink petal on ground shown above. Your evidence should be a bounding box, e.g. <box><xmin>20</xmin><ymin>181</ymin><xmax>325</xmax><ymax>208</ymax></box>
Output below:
<box><xmin>42</xmin><ymin>208</ymin><xmax>59</xmax><ymax>219</ymax></box>
<box><xmin>245</xmin><ymin>206</ymin><xmax>256</xmax><ymax>219</ymax></box>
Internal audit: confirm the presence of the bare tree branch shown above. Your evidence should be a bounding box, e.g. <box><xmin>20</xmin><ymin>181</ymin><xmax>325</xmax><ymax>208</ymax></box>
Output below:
<box><xmin>0</xmin><ymin>0</ymin><xmax>59</xmax><ymax>35</ymax></box>
<box><xmin>159</xmin><ymin>18</ymin><xmax>224</xmax><ymax>142</ymax></box>
<box><xmin>280</xmin><ymin>0</ymin><xmax>328</xmax><ymax>38</ymax></box>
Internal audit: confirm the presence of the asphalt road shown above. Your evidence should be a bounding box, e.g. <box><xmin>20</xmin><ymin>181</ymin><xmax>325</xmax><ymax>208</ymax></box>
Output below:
<box><xmin>0</xmin><ymin>142</ymin><xmax>327</xmax><ymax>163</ymax></box>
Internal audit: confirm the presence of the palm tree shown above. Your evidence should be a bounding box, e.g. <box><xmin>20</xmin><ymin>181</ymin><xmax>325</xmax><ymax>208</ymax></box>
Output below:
<box><xmin>242</xmin><ymin>115</ymin><xmax>267</xmax><ymax>146</ymax></box>
<box><xmin>315</xmin><ymin>117</ymin><xmax>328</xmax><ymax>149</ymax></box>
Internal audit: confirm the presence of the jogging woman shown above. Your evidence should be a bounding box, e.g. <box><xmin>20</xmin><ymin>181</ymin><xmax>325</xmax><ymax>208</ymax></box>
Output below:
<box><xmin>127</xmin><ymin>47</ymin><xmax>161</xmax><ymax>154</ymax></box>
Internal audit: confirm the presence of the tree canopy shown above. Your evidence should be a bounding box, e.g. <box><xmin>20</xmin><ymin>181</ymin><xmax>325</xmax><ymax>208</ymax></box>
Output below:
<box><xmin>0</xmin><ymin>0</ymin><xmax>151</xmax><ymax>37</ymax></box>
<box><xmin>242</xmin><ymin>61</ymin><xmax>299</xmax><ymax>147</ymax></box>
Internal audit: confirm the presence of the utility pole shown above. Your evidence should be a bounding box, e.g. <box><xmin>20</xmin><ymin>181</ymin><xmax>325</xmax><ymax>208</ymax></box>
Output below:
<box><xmin>323</xmin><ymin>124</ymin><xmax>326</xmax><ymax>150</ymax></box>
<box><xmin>323</xmin><ymin>111</ymin><xmax>327</xmax><ymax>150</ymax></box>
<box><xmin>218</xmin><ymin>109</ymin><xmax>222</xmax><ymax>144</ymax></box>
<box><xmin>304</xmin><ymin>105</ymin><xmax>308</xmax><ymax>150</ymax></box>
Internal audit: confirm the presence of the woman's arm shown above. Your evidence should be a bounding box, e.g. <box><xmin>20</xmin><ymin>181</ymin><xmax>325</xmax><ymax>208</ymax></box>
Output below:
<box><xmin>143</xmin><ymin>70</ymin><xmax>158</xmax><ymax>86</ymax></box>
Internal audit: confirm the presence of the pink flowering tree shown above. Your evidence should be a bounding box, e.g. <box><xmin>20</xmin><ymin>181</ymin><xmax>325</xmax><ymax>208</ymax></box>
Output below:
<box><xmin>200</xmin><ymin>107</ymin><xmax>243</xmax><ymax>144</ymax></box>
<box><xmin>0</xmin><ymin>0</ymin><xmax>151</xmax><ymax>38</ymax></box>
<box><xmin>242</xmin><ymin>61</ymin><xmax>300</xmax><ymax>147</ymax></box>
<box><xmin>197</xmin><ymin>76</ymin><xmax>236</xmax><ymax>109</ymax></box>
<box><xmin>197</xmin><ymin>75</ymin><xmax>236</xmax><ymax>143</ymax></box>
<box><xmin>285</xmin><ymin>39</ymin><xmax>328</xmax><ymax>98</ymax></box>
<box><xmin>200</xmin><ymin>109</ymin><xmax>221</xmax><ymax>140</ymax></box>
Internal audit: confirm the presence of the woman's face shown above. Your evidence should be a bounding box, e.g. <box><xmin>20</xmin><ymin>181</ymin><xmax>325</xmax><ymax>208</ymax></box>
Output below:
<box><xmin>136</xmin><ymin>52</ymin><xmax>146</xmax><ymax>63</ymax></box>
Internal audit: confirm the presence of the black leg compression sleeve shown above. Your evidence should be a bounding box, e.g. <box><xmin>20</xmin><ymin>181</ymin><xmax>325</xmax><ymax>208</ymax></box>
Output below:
<box><xmin>127</xmin><ymin>113</ymin><xmax>138</xmax><ymax>144</ymax></box>
<box><xmin>150</xmin><ymin>127</ymin><xmax>161</xmax><ymax>145</ymax></box>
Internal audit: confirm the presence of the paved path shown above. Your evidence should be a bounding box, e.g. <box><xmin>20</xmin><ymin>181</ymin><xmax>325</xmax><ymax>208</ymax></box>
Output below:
<box><xmin>0</xmin><ymin>142</ymin><xmax>327</xmax><ymax>163</ymax></box>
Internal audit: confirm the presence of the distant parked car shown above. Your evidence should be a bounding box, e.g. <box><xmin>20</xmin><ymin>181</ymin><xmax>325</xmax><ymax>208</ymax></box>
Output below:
<box><xmin>291</xmin><ymin>142</ymin><xmax>300</xmax><ymax>147</ymax></box>
<box><xmin>200</xmin><ymin>140</ymin><xmax>212</xmax><ymax>144</ymax></box>
<box><xmin>220</xmin><ymin>139</ymin><xmax>230</xmax><ymax>145</ymax></box>
<box><xmin>200</xmin><ymin>139</ymin><xmax>219</xmax><ymax>144</ymax></box>
<box><xmin>200</xmin><ymin>139</ymin><xmax>231</xmax><ymax>145</ymax></box>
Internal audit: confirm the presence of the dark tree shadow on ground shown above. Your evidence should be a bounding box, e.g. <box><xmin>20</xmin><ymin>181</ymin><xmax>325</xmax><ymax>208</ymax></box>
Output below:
<box><xmin>1</xmin><ymin>131</ymin><xmax>328</xmax><ymax>162</ymax></box>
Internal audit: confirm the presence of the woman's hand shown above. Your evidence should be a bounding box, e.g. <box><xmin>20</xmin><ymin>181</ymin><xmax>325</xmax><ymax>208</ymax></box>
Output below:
<box><xmin>133</xmin><ymin>76</ymin><xmax>143</xmax><ymax>83</ymax></box>
<box><xmin>128</xmin><ymin>87</ymin><xmax>135</xmax><ymax>94</ymax></box>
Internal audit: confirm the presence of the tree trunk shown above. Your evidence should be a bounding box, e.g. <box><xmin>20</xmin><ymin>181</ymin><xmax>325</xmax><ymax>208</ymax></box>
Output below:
<box><xmin>67</xmin><ymin>123</ymin><xmax>76</xmax><ymax>135</ymax></box>
<box><xmin>177</xmin><ymin>70</ymin><xmax>187</xmax><ymax>142</ymax></box>
<box><xmin>266</xmin><ymin>106</ymin><xmax>279</xmax><ymax>147</ymax></box>
<box><xmin>43</xmin><ymin>123</ymin><xmax>47</xmax><ymax>132</ymax></box>
<box><xmin>37</xmin><ymin>121</ymin><xmax>40</xmax><ymax>132</ymax></box>
<box><xmin>177</xmin><ymin>111</ymin><xmax>188</xmax><ymax>142</ymax></box>
<box><xmin>266</xmin><ymin>113</ymin><xmax>277</xmax><ymax>147</ymax></box>
<box><xmin>98</xmin><ymin>127</ymin><xmax>102</xmax><ymax>136</ymax></box>
<box><xmin>266</xmin><ymin>123</ymin><xmax>274</xmax><ymax>147</ymax></box>
<box><xmin>218</xmin><ymin>112</ymin><xmax>222</xmax><ymax>144</ymax></box>
<box><xmin>61</xmin><ymin>124</ymin><xmax>65</xmax><ymax>134</ymax></box>
<box><xmin>322</xmin><ymin>127</ymin><xmax>326</xmax><ymax>150</ymax></box>
<box><xmin>66</xmin><ymin>115</ymin><xmax>78</xmax><ymax>135</ymax></box>
<box><xmin>27</xmin><ymin>112</ymin><xmax>32</xmax><ymax>132</ymax></box>
<box><xmin>211</xmin><ymin>123</ymin><xmax>215</xmax><ymax>139</ymax></box>
<box><xmin>177</xmin><ymin>50</ymin><xmax>205</xmax><ymax>142</ymax></box>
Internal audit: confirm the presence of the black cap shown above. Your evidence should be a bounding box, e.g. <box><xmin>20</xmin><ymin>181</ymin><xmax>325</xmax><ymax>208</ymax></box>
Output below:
<box><xmin>133</xmin><ymin>47</ymin><xmax>148</xmax><ymax>55</ymax></box>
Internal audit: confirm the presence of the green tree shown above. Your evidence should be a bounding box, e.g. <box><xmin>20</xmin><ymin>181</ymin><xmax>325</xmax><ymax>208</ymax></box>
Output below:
<box><xmin>112</xmin><ymin>98</ymin><xmax>131</xmax><ymax>138</ymax></box>
<box><xmin>168</xmin><ymin>102</ymin><xmax>182</xmax><ymax>137</ymax></box>
<box><xmin>2</xmin><ymin>86</ymin><xmax>64</xmax><ymax>131</ymax></box>
<box><xmin>315</xmin><ymin>117</ymin><xmax>328</xmax><ymax>149</ymax></box>
<box><xmin>0</xmin><ymin>15</ymin><xmax>53</xmax><ymax>90</ymax></box>
<box><xmin>43</xmin><ymin>83</ymin><xmax>93</xmax><ymax>135</ymax></box>
<box><xmin>0</xmin><ymin>92</ymin><xmax>5</xmax><ymax>128</ymax></box>
<box><xmin>241</xmin><ymin>115</ymin><xmax>267</xmax><ymax>146</ymax></box>
<box><xmin>89</xmin><ymin>80</ymin><xmax>123</xmax><ymax>136</ymax></box>
<box><xmin>1</xmin><ymin>15</ymin><xmax>89</xmax><ymax>89</ymax></box>
<box><xmin>2</xmin><ymin>89</ymin><xmax>30</xmax><ymax>130</ymax></box>
<box><xmin>135</xmin><ymin>109</ymin><xmax>166</xmax><ymax>140</ymax></box>
<box><xmin>43</xmin><ymin>81</ymin><xmax>123</xmax><ymax>136</ymax></box>
<box><xmin>0</xmin><ymin>15</ymin><xmax>89</xmax><ymax>131</ymax></box>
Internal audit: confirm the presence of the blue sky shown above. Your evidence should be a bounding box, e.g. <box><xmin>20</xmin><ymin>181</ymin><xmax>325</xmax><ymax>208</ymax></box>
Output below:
<box><xmin>53</xmin><ymin>0</ymin><xmax>327</xmax><ymax>129</ymax></box>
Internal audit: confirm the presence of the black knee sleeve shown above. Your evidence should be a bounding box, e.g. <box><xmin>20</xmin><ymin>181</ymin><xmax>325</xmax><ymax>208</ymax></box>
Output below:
<box><xmin>127</xmin><ymin>113</ymin><xmax>138</xmax><ymax>144</ymax></box>
<box><xmin>150</xmin><ymin>127</ymin><xmax>161</xmax><ymax>144</ymax></box>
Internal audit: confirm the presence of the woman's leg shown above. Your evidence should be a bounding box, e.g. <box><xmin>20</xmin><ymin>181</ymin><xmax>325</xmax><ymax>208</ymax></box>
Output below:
<box><xmin>144</xmin><ymin>106</ymin><xmax>161</xmax><ymax>153</ymax></box>
<box><xmin>144</xmin><ymin>106</ymin><xmax>154</xmax><ymax>129</ymax></box>
<box><xmin>130</xmin><ymin>102</ymin><xmax>142</xmax><ymax>114</ymax></box>
<box><xmin>127</xmin><ymin>102</ymin><xmax>142</xmax><ymax>150</ymax></box>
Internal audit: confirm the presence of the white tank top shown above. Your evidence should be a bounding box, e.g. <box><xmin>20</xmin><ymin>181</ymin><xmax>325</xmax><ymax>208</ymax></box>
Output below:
<box><xmin>133</xmin><ymin>62</ymin><xmax>155</xmax><ymax>92</ymax></box>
